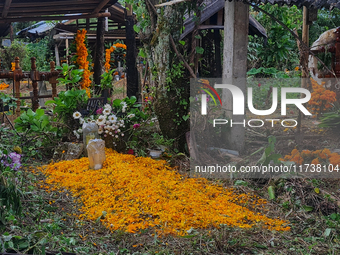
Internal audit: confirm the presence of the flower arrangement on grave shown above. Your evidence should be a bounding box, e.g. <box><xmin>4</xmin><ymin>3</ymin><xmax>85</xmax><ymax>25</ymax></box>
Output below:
<box><xmin>72</xmin><ymin>96</ymin><xmax>156</xmax><ymax>153</ymax></box>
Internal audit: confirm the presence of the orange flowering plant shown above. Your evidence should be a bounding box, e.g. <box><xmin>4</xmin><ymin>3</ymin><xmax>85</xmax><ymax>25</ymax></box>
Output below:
<box><xmin>308</xmin><ymin>78</ymin><xmax>336</xmax><ymax>118</ymax></box>
<box><xmin>0</xmin><ymin>82</ymin><xmax>9</xmax><ymax>90</ymax></box>
<box><xmin>280</xmin><ymin>148</ymin><xmax>340</xmax><ymax>166</ymax></box>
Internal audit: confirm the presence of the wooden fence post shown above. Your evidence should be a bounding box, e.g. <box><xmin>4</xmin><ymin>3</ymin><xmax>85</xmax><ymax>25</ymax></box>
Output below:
<box><xmin>49</xmin><ymin>61</ymin><xmax>58</xmax><ymax>99</ymax></box>
<box><xmin>30</xmin><ymin>57</ymin><xmax>39</xmax><ymax>111</ymax></box>
<box><xmin>13</xmin><ymin>57</ymin><xmax>22</xmax><ymax>115</ymax></box>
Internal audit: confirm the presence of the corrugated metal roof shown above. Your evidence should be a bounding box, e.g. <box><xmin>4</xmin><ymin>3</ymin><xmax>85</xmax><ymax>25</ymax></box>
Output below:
<box><xmin>231</xmin><ymin>0</ymin><xmax>340</xmax><ymax>10</ymax></box>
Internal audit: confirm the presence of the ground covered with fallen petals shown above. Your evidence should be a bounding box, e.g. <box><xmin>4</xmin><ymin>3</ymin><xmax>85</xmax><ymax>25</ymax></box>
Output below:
<box><xmin>39</xmin><ymin>149</ymin><xmax>290</xmax><ymax>236</ymax></box>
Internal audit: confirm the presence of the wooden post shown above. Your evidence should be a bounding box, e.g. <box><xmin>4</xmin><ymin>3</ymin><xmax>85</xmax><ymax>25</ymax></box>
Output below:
<box><xmin>50</xmin><ymin>61</ymin><xmax>58</xmax><ymax>99</ymax></box>
<box><xmin>125</xmin><ymin>4</ymin><xmax>138</xmax><ymax>98</ymax></box>
<box><xmin>10</xmin><ymin>23</ymin><xmax>13</xmax><ymax>42</ymax></box>
<box><xmin>297</xmin><ymin>7</ymin><xmax>310</xmax><ymax>134</ymax></box>
<box><xmin>93</xmin><ymin>17</ymin><xmax>105</xmax><ymax>86</ymax></box>
<box><xmin>222</xmin><ymin>1</ymin><xmax>249</xmax><ymax>153</ymax></box>
<box><xmin>65</xmin><ymin>38</ymin><xmax>69</xmax><ymax>64</ymax></box>
<box><xmin>54</xmin><ymin>44</ymin><xmax>60</xmax><ymax>66</ymax></box>
<box><xmin>31</xmin><ymin>57</ymin><xmax>39</xmax><ymax>111</ymax></box>
<box><xmin>86</xmin><ymin>18</ymin><xmax>90</xmax><ymax>31</ymax></box>
<box><xmin>214</xmin><ymin>29</ymin><xmax>222</xmax><ymax>77</ymax></box>
<box><xmin>14</xmin><ymin>57</ymin><xmax>22</xmax><ymax>114</ymax></box>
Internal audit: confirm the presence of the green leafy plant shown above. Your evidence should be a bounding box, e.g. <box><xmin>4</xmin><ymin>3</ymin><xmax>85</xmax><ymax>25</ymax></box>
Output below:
<box><xmin>0</xmin><ymin>92</ymin><xmax>17</xmax><ymax>112</ymax></box>
<box><xmin>46</xmin><ymin>88</ymin><xmax>88</xmax><ymax>125</ymax></box>
<box><xmin>55</xmin><ymin>63</ymin><xmax>84</xmax><ymax>87</ymax></box>
<box><xmin>0</xmin><ymin>149</ymin><xmax>23</xmax><ymax>228</ymax></box>
<box><xmin>0</xmin><ymin>40</ymin><xmax>27</xmax><ymax>70</ymax></box>
<box><xmin>257</xmin><ymin>136</ymin><xmax>282</xmax><ymax>165</ymax></box>
<box><xmin>100</xmin><ymin>69</ymin><xmax>114</xmax><ymax>90</ymax></box>
<box><xmin>14</xmin><ymin>109</ymin><xmax>56</xmax><ymax>134</ymax></box>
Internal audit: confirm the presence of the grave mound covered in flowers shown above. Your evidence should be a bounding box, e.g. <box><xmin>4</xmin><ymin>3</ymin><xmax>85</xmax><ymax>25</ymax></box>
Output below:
<box><xmin>40</xmin><ymin>148</ymin><xmax>290</xmax><ymax>236</ymax></box>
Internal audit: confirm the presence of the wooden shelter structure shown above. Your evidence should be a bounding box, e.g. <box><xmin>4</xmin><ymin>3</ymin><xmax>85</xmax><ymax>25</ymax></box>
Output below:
<box><xmin>181</xmin><ymin>0</ymin><xmax>267</xmax><ymax>77</ymax></box>
<box><xmin>0</xmin><ymin>0</ymin><xmax>139</xmax><ymax>98</ymax></box>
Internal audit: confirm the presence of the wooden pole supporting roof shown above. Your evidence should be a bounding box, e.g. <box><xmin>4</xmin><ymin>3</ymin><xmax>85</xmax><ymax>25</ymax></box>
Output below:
<box><xmin>0</xmin><ymin>0</ymin><xmax>117</xmax><ymax>23</ymax></box>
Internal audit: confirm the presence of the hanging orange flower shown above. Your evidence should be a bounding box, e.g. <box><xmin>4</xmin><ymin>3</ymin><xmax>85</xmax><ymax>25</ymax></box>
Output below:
<box><xmin>75</xmin><ymin>29</ymin><xmax>93</xmax><ymax>98</ymax></box>
<box><xmin>11</xmin><ymin>62</ymin><xmax>15</xmax><ymax>71</ymax></box>
<box><xmin>104</xmin><ymin>43</ymin><xmax>127</xmax><ymax>72</ymax></box>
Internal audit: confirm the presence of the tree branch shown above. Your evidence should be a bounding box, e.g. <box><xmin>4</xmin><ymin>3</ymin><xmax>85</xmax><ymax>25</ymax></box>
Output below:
<box><xmin>169</xmin><ymin>35</ymin><xmax>197</xmax><ymax>78</ymax></box>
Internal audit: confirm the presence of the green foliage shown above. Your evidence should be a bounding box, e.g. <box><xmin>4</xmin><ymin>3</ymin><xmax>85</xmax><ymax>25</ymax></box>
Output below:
<box><xmin>55</xmin><ymin>63</ymin><xmax>84</xmax><ymax>87</ymax></box>
<box><xmin>166</xmin><ymin>61</ymin><xmax>185</xmax><ymax>85</ymax></box>
<box><xmin>0</xmin><ymin>149</ymin><xmax>23</xmax><ymax>228</ymax></box>
<box><xmin>46</xmin><ymin>88</ymin><xmax>88</xmax><ymax>123</ymax></box>
<box><xmin>249</xmin><ymin>5</ymin><xmax>302</xmax><ymax>70</ymax></box>
<box><xmin>14</xmin><ymin>109</ymin><xmax>56</xmax><ymax>134</ymax></box>
<box><xmin>100</xmin><ymin>69</ymin><xmax>114</xmax><ymax>89</ymax></box>
<box><xmin>0</xmin><ymin>92</ymin><xmax>17</xmax><ymax>110</ymax></box>
<box><xmin>257</xmin><ymin>136</ymin><xmax>282</xmax><ymax>165</ymax></box>
<box><xmin>247</xmin><ymin>67</ymin><xmax>283</xmax><ymax>77</ymax></box>
<box><xmin>21</xmin><ymin>37</ymin><xmax>52</xmax><ymax>71</ymax></box>
<box><xmin>309</xmin><ymin>8</ymin><xmax>340</xmax><ymax>45</ymax></box>
<box><xmin>319</xmin><ymin>108</ymin><xmax>340</xmax><ymax>128</ymax></box>
<box><xmin>0</xmin><ymin>40</ymin><xmax>27</xmax><ymax>70</ymax></box>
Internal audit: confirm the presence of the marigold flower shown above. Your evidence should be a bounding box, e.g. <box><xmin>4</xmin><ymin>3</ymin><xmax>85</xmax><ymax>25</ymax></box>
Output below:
<box><xmin>39</xmin><ymin>149</ymin><xmax>291</xmax><ymax>236</ymax></box>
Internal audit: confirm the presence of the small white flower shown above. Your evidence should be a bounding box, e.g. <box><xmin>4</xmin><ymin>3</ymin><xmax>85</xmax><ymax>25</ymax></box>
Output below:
<box><xmin>73</xmin><ymin>111</ymin><xmax>81</xmax><ymax>119</ymax></box>
<box><xmin>79</xmin><ymin>117</ymin><xmax>84</xmax><ymax>124</ymax></box>
<box><xmin>104</xmin><ymin>104</ymin><xmax>112</xmax><ymax>110</ymax></box>
<box><xmin>103</xmin><ymin>108</ymin><xmax>111</xmax><ymax>115</ymax></box>
<box><xmin>117</xmin><ymin>129</ymin><xmax>121</xmax><ymax>132</ymax></box>
<box><xmin>123</xmin><ymin>125</ymin><xmax>125</xmax><ymax>128</ymax></box>
<box><xmin>121</xmin><ymin>133</ymin><xmax>124</xmax><ymax>137</ymax></box>
<box><xmin>109</xmin><ymin>132</ymin><xmax>112</xmax><ymax>135</ymax></box>
<box><xmin>96</xmin><ymin>115</ymin><xmax>106</xmax><ymax>126</ymax></box>
<box><xmin>108</xmin><ymin>114</ymin><xmax>117</xmax><ymax>123</ymax></box>
<box><xmin>90</xmin><ymin>115</ymin><xmax>94</xmax><ymax>120</ymax></box>
<box><xmin>73</xmin><ymin>130</ymin><xmax>80</xmax><ymax>139</ymax></box>
<box><xmin>105</xmin><ymin>130</ymin><xmax>109</xmax><ymax>134</ymax></box>
<box><xmin>115</xmin><ymin>135</ymin><xmax>118</xmax><ymax>138</ymax></box>
<box><xmin>77</xmin><ymin>128</ymin><xmax>83</xmax><ymax>133</ymax></box>
<box><xmin>98</xmin><ymin>128</ymin><xmax>103</xmax><ymax>134</ymax></box>
<box><xmin>127</xmin><ymin>113</ymin><xmax>135</xmax><ymax>118</ymax></box>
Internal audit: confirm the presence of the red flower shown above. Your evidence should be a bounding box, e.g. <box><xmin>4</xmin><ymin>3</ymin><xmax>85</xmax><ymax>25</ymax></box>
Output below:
<box><xmin>127</xmin><ymin>149</ymin><xmax>134</xmax><ymax>155</ymax></box>
<box><xmin>258</xmin><ymin>83</ymin><xmax>261</xmax><ymax>87</ymax></box>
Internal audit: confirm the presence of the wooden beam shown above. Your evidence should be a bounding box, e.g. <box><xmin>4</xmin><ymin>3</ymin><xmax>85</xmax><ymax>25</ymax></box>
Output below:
<box><xmin>2</xmin><ymin>0</ymin><xmax>12</xmax><ymax>18</ymax></box>
<box><xmin>0</xmin><ymin>12</ymin><xmax>111</xmax><ymax>23</ymax></box>
<box><xmin>198</xmin><ymin>25</ymin><xmax>224</xmax><ymax>30</ymax></box>
<box><xmin>155</xmin><ymin>0</ymin><xmax>189</xmax><ymax>7</ymax></box>
<box><xmin>125</xmin><ymin>4</ymin><xmax>138</xmax><ymax>98</ymax></box>
<box><xmin>92</xmin><ymin>0</ymin><xmax>112</xmax><ymax>14</ymax></box>
<box><xmin>93</xmin><ymin>17</ymin><xmax>105</xmax><ymax>85</ymax></box>
<box><xmin>3</xmin><ymin>0</ymin><xmax>96</xmax><ymax>8</ymax></box>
